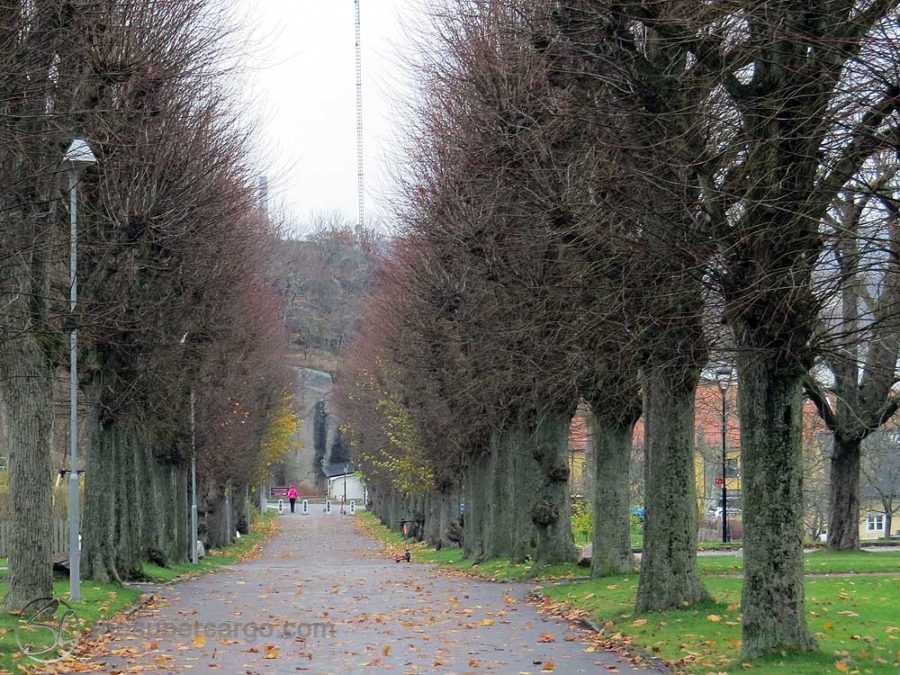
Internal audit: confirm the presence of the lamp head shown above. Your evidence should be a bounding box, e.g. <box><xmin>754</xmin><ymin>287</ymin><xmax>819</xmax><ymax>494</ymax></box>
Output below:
<box><xmin>715</xmin><ymin>367</ymin><xmax>733</xmax><ymax>393</ymax></box>
<box><xmin>63</xmin><ymin>139</ymin><xmax>97</xmax><ymax>169</ymax></box>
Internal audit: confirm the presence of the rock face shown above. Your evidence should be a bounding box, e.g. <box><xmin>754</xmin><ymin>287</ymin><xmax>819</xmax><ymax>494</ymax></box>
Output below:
<box><xmin>281</xmin><ymin>368</ymin><xmax>340</xmax><ymax>494</ymax></box>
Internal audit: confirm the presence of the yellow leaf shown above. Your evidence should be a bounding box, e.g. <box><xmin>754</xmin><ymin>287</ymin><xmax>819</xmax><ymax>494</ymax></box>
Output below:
<box><xmin>192</xmin><ymin>635</ymin><xmax>206</xmax><ymax>649</ymax></box>
<box><xmin>631</xmin><ymin>619</ymin><xmax>648</xmax><ymax>627</ymax></box>
<box><xmin>824</xmin><ymin>623</ymin><xmax>834</xmax><ymax>631</ymax></box>
<box><xmin>542</xmin><ymin>661</ymin><xmax>556</xmax><ymax>672</ymax></box>
<box><xmin>834</xmin><ymin>660</ymin><xmax>849</xmax><ymax>672</ymax></box>
<box><xmin>480</xmin><ymin>619</ymin><xmax>495</xmax><ymax>626</ymax></box>
<box><xmin>707</xmin><ymin>614</ymin><xmax>722</xmax><ymax>623</ymax></box>
<box><xmin>264</xmin><ymin>644</ymin><xmax>280</xmax><ymax>660</ymax></box>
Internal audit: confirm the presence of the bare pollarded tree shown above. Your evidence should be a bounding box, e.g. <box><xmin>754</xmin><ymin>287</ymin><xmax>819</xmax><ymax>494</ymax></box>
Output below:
<box><xmin>0</xmin><ymin>0</ymin><xmax>290</xmax><ymax>599</ymax></box>
<box><xmin>806</xmin><ymin>154</ymin><xmax>900</xmax><ymax>550</ymax></box>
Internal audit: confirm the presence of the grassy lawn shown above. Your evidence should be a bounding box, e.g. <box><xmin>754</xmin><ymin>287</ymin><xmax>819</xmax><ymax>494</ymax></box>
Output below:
<box><xmin>0</xmin><ymin>512</ymin><xmax>277</xmax><ymax>671</ymax></box>
<box><xmin>360</xmin><ymin>511</ymin><xmax>900</xmax><ymax>673</ymax></box>
<box><xmin>699</xmin><ymin>549</ymin><xmax>900</xmax><ymax>576</ymax></box>
<box><xmin>543</xmin><ymin>575</ymin><xmax>900</xmax><ymax>673</ymax></box>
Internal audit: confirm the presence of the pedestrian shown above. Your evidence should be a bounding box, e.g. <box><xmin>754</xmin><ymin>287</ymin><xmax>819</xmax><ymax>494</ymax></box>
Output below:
<box><xmin>287</xmin><ymin>485</ymin><xmax>298</xmax><ymax>513</ymax></box>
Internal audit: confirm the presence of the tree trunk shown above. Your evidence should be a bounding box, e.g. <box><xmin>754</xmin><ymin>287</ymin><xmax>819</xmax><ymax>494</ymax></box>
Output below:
<box><xmin>827</xmin><ymin>435</ymin><xmax>861</xmax><ymax>550</ymax></box>
<box><xmin>83</xmin><ymin>420</ymin><xmax>119</xmax><ymax>582</ymax></box>
<box><xmin>884</xmin><ymin>509</ymin><xmax>893</xmax><ymax>540</ymax></box>
<box><xmin>424</xmin><ymin>491</ymin><xmax>440</xmax><ymax>547</ymax></box>
<box><xmin>522</xmin><ymin>410</ymin><xmax>578</xmax><ymax>566</ymax></box>
<box><xmin>484</xmin><ymin>428</ymin><xmax>515</xmax><ymax>558</ymax></box>
<box><xmin>636</xmin><ymin>365</ymin><xmax>708</xmax><ymax>612</ymax></box>
<box><xmin>463</xmin><ymin>454</ymin><xmax>489</xmax><ymax>560</ymax></box>
<box><xmin>0</xmin><ymin>373</ymin><xmax>54</xmax><ymax>610</ymax></box>
<box><xmin>738</xmin><ymin>357</ymin><xmax>817</xmax><ymax>658</ymax></box>
<box><xmin>510</xmin><ymin>421</ymin><xmax>540</xmax><ymax>563</ymax></box>
<box><xmin>591</xmin><ymin>413</ymin><xmax>635</xmax><ymax>576</ymax></box>
<box><xmin>175</xmin><ymin>465</ymin><xmax>189</xmax><ymax>561</ymax></box>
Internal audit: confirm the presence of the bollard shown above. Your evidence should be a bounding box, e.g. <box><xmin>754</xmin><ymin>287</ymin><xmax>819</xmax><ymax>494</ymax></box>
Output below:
<box><xmin>301</xmin><ymin>499</ymin><xmax>309</xmax><ymax>515</ymax></box>
<box><xmin>349</xmin><ymin>500</ymin><xmax>356</xmax><ymax>515</ymax></box>
<box><xmin>277</xmin><ymin>499</ymin><xmax>284</xmax><ymax>514</ymax></box>
<box><xmin>325</xmin><ymin>499</ymin><xmax>332</xmax><ymax>514</ymax></box>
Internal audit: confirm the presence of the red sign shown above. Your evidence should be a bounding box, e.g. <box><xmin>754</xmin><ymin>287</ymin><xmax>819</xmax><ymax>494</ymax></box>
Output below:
<box><xmin>714</xmin><ymin>477</ymin><xmax>724</xmax><ymax>486</ymax></box>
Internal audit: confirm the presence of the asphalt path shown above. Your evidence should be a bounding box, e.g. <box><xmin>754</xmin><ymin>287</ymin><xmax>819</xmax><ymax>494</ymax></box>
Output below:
<box><xmin>83</xmin><ymin>511</ymin><xmax>657</xmax><ymax>674</ymax></box>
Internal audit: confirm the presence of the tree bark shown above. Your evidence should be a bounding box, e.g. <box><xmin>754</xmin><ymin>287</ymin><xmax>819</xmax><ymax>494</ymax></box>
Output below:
<box><xmin>523</xmin><ymin>410</ymin><xmax>578</xmax><ymax>566</ymax></box>
<box><xmin>738</xmin><ymin>357</ymin><xmax>817</xmax><ymax>658</ymax></box>
<box><xmin>485</xmin><ymin>428</ymin><xmax>515</xmax><ymax>558</ymax></box>
<box><xmin>463</xmin><ymin>453</ymin><xmax>489</xmax><ymax>560</ymax></box>
<box><xmin>827</xmin><ymin>436</ymin><xmax>861</xmax><ymax>550</ymax></box>
<box><xmin>636</xmin><ymin>365</ymin><xmax>708</xmax><ymax>612</ymax></box>
<box><xmin>510</xmin><ymin>421</ymin><xmax>541</xmax><ymax>563</ymax></box>
<box><xmin>424</xmin><ymin>491</ymin><xmax>440</xmax><ymax>546</ymax></box>
<box><xmin>0</xmin><ymin>372</ymin><xmax>54</xmax><ymax>610</ymax></box>
<box><xmin>83</xmin><ymin>420</ymin><xmax>119</xmax><ymax>582</ymax></box>
<box><xmin>591</xmin><ymin>414</ymin><xmax>635</xmax><ymax>576</ymax></box>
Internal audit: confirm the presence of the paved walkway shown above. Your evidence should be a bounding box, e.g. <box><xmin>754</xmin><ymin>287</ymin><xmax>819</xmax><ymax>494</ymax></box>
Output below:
<box><xmin>83</xmin><ymin>512</ymin><xmax>656</xmax><ymax>674</ymax></box>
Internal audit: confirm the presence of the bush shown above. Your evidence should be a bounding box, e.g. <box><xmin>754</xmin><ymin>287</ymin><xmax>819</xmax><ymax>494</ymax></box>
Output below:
<box><xmin>571</xmin><ymin>500</ymin><xmax>592</xmax><ymax>542</ymax></box>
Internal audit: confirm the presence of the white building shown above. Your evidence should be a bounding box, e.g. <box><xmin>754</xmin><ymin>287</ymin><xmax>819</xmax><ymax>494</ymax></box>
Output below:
<box><xmin>324</xmin><ymin>463</ymin><xmax>366</xmax><ymax>502</ymax></box>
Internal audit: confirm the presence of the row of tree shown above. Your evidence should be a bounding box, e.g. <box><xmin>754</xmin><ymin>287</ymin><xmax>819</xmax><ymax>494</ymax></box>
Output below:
<box><xmin>337</xmin><ymin>0</ymin><xmax>900</xmax><ymax>660</ymax></box>
<box><xmin>0</xmin><ymin>0</ymin><xmax>292</xmax><ymax>609</ymax></box>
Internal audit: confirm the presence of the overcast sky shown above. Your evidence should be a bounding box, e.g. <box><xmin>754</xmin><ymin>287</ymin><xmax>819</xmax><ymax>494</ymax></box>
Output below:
<box><xmin>234</xmin><ymin>0</ymin><xmax>418</xmax><ymax>232</ymax></box>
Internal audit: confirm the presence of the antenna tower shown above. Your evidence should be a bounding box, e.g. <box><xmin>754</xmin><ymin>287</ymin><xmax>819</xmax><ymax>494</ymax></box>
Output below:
<box><xmin>354</xmin><ymin>0</ymin><xmax>365</xmax><ymax>233</ymax></box>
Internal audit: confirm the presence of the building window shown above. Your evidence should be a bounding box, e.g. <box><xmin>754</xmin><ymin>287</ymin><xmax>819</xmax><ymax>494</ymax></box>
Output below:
<box><xmin>866</xmin><ymin>513</ymin><xmax>884</xmax><ymax>532</ymax></box>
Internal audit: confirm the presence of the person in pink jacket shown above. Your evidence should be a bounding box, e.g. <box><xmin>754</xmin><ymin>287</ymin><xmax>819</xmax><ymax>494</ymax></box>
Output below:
<box><xmin>287</xmin><ymin>486</ymin><xmax>298</xmax><ymax>513</ymax></box>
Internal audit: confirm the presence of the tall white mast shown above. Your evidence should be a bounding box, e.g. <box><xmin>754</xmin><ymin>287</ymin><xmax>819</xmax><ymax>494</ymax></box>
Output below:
<box><xmin>354</xmin><ymin>0</ymin><xmax>365</xmax><ymax>233</ymax></box>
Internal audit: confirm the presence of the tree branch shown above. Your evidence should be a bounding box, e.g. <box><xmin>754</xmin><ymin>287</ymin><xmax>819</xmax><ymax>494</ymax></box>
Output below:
<box><xmin>804</xmin><ymin>376</ymin><xmax>838</xmax><ymax>432</ymax></box>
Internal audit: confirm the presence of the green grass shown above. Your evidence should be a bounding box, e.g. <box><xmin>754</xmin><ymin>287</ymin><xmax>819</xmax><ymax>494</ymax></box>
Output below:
<box><xmin>0</xmin><ymin>579</ymin><xmax>142</xmax><ymax>672</ymax></box>
<box><xmin>542</xmin><ymin>575</ymin><xmax>900</xmax><ymax>673</ymax></box>
<box><xmin>698</xmin><ymin>549</ymin><xmax>900</xmax><ymax>576</ymax></box>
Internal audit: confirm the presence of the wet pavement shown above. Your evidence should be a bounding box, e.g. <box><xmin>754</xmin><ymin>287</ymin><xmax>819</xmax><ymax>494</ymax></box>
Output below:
<box><xmin>84</xmin><ymin>510</ymin><xmax>656</xmax><ymax>674</ymax></box>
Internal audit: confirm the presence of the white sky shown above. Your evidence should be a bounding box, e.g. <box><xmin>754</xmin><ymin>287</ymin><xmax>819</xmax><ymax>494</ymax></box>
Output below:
<box><xmin>234</xmin><ymin>0</ymin><xmax>418</xmax><ymax>232</ymax></box>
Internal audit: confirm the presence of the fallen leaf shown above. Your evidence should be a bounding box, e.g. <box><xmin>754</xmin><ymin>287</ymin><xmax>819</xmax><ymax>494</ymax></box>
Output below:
<box><xmin>707</xmin><ymin>614</ymin><xmax>722</xmax><ymax>623</ymax></box>
<box><xmin>192</xmin><ymin>635</ymin><xmax>206</xmax><ymax>649</ymax></box>
<box><xmin>542</xmin><ymin>661</ymin><xmax>556</xmax><ymax>672</ymax></box>
<box><xmin>264</xmin><ymin>644</ymin><xmax>280</xmax><ymax>660</ymax></box>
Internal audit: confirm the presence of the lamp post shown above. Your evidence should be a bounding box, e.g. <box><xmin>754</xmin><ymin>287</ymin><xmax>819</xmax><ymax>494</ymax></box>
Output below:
<box><xmin>715</xmin><ymin>367</ymin><xmax>733</xmax><ymax>543</ymax></box>
<box><xmin>190</xmin><ymin>388</ymin><xmax>198</xmax><ymax>564</ymax></box>
<box><xmin>179</xmin><ymin>331</ymin><xmax>198</xmax><ymax>565</ymax></box>
<box><xmin>63</xmin><ymin>139</ymin><xmax>96</xmax><ymax>602</ymax></box>
<box><xmin>342</xmin><ymin>464</ymin><xmax>349</xmax><ymax>514</ymax></box>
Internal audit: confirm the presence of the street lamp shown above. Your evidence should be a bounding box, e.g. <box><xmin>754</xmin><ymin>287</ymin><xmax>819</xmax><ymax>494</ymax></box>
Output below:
<box><xmin>715</xmin><ymin>367</ymin><xmax>734</xmax><ymax>543</ymax></box>
<box><xmin>190</xmin><ymin>388</ymin><xmax>198</xmax><ymax>564</ymax></box>
<box><xmin>342</xmin><ymin>463</ymin><xmax>349</xmax><ymax>514</ymax></box>
<box><xmin>179</xmin><ymin>331</ymin><xmax>198</xmax><ymax>565</ymax></box>
<box><xmin>63</xmin><ymin>138</ymin><xmax>97</xmax><ymax>602</ymax></box>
